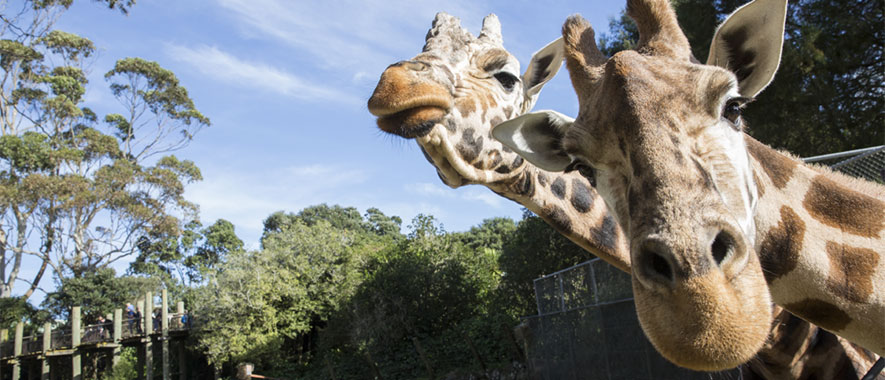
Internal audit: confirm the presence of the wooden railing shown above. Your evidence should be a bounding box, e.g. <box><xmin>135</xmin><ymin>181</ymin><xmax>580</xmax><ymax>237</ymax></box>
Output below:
<box><xmin>0</xmin><ymin>289</ymin><xmax>192</xmax><ymax>380</ymax></box>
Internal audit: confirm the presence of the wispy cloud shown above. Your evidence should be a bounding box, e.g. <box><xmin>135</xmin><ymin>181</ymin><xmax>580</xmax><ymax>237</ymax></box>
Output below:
<box><xmin>166</xmin><ymin>44</ymin><xmax>361</xmax><ymax>104</ymax></box>
<box><xmin>186</xmin><ymin>163</ymin><xmax>371</xmax><ymax>247</ymax></box>
<box><xmin>406</xmin><ymin>182</ymin><xmax>504</xmax><ymax>208</ymax></box>
<box><xmin>215</xmin><ymin>0</ymin><xmax>483</xmax><ymax>83</ymax></box>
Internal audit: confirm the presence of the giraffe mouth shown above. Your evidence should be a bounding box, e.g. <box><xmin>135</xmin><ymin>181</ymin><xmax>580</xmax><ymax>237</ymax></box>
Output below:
<box><xmin>374</xmin><ymin>106</ymin><xmax>448</xmax><ymax>138</ymax></box>
<box><xmin>367</xmin><ymin>63</ymin><xmax>453</xmax><ymax>139</ymax></box>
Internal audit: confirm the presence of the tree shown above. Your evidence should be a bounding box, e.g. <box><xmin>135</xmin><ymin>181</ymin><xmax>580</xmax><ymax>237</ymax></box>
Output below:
<box><xmin>262</xmin><ymin>204</ymin><xmax>403</xmax><ymax>243</ymax></box>
<box><xmin>193</xmin><ymin>216</ymin><xmax>369</xmax><ymax>369</ymax></box>
<box><xmin>40</xmin><ymin>267</ymin><xmax>158</xmax><ymax>322</ymax></box>
<box><xmin>0</xmin><ymin>0</ymin><xmax>209</xmax><ymax>300</ymax></box>
<box><xmin>130</xmin><ymin>218</ymin><xmax>244</xmax><ymax>287</ymax></box>
<box><xmin>496</xmin><ymin>211</ymin><xmax>592</xmax><ymax>316</ymax></box>
<box><xmin>598</xmin><ymin>0</ymin><xmax>884</xmax><ymax>156</ymax></box>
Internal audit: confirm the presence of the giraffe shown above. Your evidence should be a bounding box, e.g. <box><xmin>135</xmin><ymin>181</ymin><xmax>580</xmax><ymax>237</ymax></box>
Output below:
<box><xmin>492</xmin><ymin>0</ymin><xmax>885</xmax><ymax>371</ymax></box>
<box><xmin>368</xmin><ymin>11</ymin><xmax>883</xmax><ymax>377</ymax></box>
<box><xmin>368</xmin><ymin>12</ymin><xmax>631</xmax><ymax>273</ymax></box>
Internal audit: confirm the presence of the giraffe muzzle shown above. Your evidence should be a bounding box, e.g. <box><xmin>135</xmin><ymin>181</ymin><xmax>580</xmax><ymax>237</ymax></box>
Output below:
<box><xmin>368</xmin><ymin>61</ymin><xmax>454</xmax><ymax>138</ymax></box>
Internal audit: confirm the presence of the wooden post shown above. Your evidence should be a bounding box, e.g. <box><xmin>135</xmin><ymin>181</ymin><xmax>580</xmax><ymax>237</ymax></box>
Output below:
<box><xmin>162</xmin><ymin>289</ymin><xmax>169</xmax><ymax>380</ymax></box>
<box><xmin>113</xmin><ymin>309</ymin><xmax>123</xmax><ymax>367</ymax></box>
<box><xmin>145</xmin><ymin>292</ymin><xmax>153</xmax><ymax>380</ymax></box>
<box><xmin>13</xmin><ymin>322</ymin><xmax>23</xmax><ymax>380</ymax></box>
<box><xmin>137</xmin><ymin>300</ymin><xmax>145</xmax><ymax>380</ymax></box>
<box><xmin>177</xmin><ymin>301</ymin><xmax>187</xmax><ymax>380</ymax></box>
<box><xmin>42</xmin><ymin>322</ymin><xmax>51</xmax><ymax>380</ymax></box>
<box><xmin>72</xmin><ymin>306</ymin><xmax>81</xmax><ymax>380</ymax></box>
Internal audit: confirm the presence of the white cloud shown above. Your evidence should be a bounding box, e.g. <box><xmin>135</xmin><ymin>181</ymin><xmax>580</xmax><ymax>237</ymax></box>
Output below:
<box><xmin>166</xmin><ymin>44</ymin><xmax>361</xmax><ymax>104</ymax></box>
<box><xmin>186</xmin><ymin>163</ymin><xmax>371</xmax><ymax>247</ymax></box>
<box><xmin>406</xmin><ymin>182</ymin><xmax>504</xmax><ymax>208</ymax></box>
<box><xmin>215</xmin><ymin>0</ymin><xmax>483</xmax><ymax>74</ymax></box>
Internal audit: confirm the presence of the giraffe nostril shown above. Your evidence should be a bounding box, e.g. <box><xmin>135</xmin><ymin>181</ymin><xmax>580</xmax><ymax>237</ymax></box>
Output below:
<box><xmin>711</xmin><ymin>230</ymin><xmax>735</xmax><ymax>266</ymax></box>
<box><xmin>648</xmin><ymin>251</ymin><xmax>674</xmax><ymax>283</ymax></box>
<box><xmin>637</xmin><ymin>241</ymin><xmax>675</xmax><ymax>287</ymax></box>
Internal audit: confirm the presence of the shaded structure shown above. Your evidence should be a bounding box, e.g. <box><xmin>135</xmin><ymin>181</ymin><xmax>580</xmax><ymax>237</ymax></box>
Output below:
<box><xmin>0</xmin><ymin>290</ymin><xmax>192</xmax><ymax>380</ymax></box>
<box><xmin>521</xmin><ymin>258</ymin><xmax>742</xmax><ymax>379</ymax></box>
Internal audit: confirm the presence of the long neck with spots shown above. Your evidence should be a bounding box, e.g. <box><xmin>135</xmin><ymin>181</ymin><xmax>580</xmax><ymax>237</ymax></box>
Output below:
<box><xmin>747</xmin><ymin>137</ymin><xmax>885</xmax><ymax>356</ymax></box>
<box><xmin>416</xmin><ymin>104</ymin><xmax>631</xmax><ymax>271</ymax></box>
<box><xmin>744</xmin><ymin>306</ymin><xmax>881</xmax><ymax>379</ymax></box>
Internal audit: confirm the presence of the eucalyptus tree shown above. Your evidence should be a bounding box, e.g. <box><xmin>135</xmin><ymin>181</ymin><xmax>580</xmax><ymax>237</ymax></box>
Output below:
<box><xmin>0</xmin><ymin>0</ymin><xmax>208</xmax><ymax>299</ymax></box>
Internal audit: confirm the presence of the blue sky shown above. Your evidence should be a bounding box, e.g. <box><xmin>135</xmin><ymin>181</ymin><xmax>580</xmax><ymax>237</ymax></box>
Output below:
<box><xmin>54</xmin><ymin>0</ymin><xmax>625</xmax><ymax>245</ymax></box>
<box><xmin>13</xmin><ymin>0</ymin><xmax>627</xmax><ymax>298</ymax></box>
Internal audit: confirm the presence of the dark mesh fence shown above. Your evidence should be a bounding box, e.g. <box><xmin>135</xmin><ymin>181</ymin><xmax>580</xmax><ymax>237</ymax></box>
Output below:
<box><xmin>803</xmin><ymin>145</ymin><xmax>885</xmax><ymax>184</ymax></box>
<box><xmin>522</xmin><ymin>259</ymin><xmax>742</xmax><ymax>380</ymax></box>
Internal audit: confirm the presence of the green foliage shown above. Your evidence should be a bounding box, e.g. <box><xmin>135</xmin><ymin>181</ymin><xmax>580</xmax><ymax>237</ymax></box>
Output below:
<box><xmin>131</xmin><ymin>218</ymin><xmax>242</xmax><ymax>288</ymax></box>
<box><xmin>104</xmin><ymin>346</ymin><xmax>138</xmax><ymax>380</ymax></box>
<box><xmin>192</xmin><ymin>215</ymin><xmax>371</xmax><ymax>368</ymax></box>
<box><xmin>0</xmin><ymin>296</ymin><xmax>48</xmax><ymax>332</ymax></box>
<box><xmin>40</xmin><ymin>30</ymin><xmax>95</xmax><ymax>60</ymax></box>
<box><xmin>598</xmin><ymin>0</ymin><xmax>884</xmax><ymax>156</ymax></box>
<box><xmin>0</xmin><ymin>132</ymin><xmax>54</xmax><ymax>172</ymax></box>
<box><xmin>105</xmin><ymin>57</ymin><xmax>209</xmax><ymax>134</ymax></box>
<box><xmin>40</xmin><ymin>267</ymin><xmax>159</xmax><ymax>322</ymax></box>
<box><xmin>496</xmin><ymin>212</ymin><xmax>592</xmax><ymax>316</ymax></box>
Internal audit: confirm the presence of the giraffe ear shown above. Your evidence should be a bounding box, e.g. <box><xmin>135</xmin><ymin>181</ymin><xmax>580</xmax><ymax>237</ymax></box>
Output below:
<box><xmin>706</xmin><ymin>0</ymin><xmax>788</xmax><ymax>97</ymax></box>
<box><xmin>522</xmin><ymin>37</ymin><xmax>565</xmax><ymax>98</ymax></box>
<box><xmin>492</xmin><ymin>110</ymin><xmax>573</xmax><ymax>171</ymax></box>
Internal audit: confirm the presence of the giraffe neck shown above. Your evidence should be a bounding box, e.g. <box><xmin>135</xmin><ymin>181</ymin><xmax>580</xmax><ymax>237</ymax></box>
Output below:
<box><xmin>488</xmin><ymin>165</ymin><xmax>631</xmax><ymax>272</ymax></box>
<box><xmin>416</xmin><ymin>111</ymin><xmax>634</xmax><ymax>271</ymax></box>
<box><xmin>746</xmin><ymin>136</ymin><xmax>885</xmax><ymax>356</ymax></box>
<box><xmin>744</xmin><ymin>306</ymin><xmax>880</xmax><ymax>379</ymax></box>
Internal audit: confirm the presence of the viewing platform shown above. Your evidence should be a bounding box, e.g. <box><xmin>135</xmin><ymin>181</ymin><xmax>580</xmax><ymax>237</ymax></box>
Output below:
<box><xmin>0</xmin><ymin>289</ymin><xmax>191</xmax><ymax>380</ymax></box>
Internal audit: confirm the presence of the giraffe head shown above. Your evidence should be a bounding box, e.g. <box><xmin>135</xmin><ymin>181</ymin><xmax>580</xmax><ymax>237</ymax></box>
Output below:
<box><xmin>368</xmin><ymin>13</ymin><xmax>563</xmax><ymax>187</ymax></box>
<box><xmin>494</xmin><ymin>0</ymin><xmax>788</xmax><ymax>370</ymax></box>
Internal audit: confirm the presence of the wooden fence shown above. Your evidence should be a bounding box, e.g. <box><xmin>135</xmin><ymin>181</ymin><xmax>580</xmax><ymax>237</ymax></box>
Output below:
<box><xmin>0</xmin><ymin>289</ymin><xmax>191</xmax><ymax>380</ymax></box>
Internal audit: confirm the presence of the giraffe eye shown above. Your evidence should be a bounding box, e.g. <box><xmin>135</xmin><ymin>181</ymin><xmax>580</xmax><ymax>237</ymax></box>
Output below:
<box><xmin>722</xmin><ymin>97</ymin><xmax>753</xmax><ymax>129</ymax></box>
<box><xmin>493</xmin><ymin>72</ymin><xmax>519</xmax><ymax>91</ymax></box>
<box><xmin>565</xmin><ymin>160</ymin><xmax>597</xmax><ymax>186</ymax></box>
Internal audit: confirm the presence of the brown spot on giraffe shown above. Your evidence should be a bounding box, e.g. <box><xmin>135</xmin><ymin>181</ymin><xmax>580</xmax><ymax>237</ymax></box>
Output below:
<box><xmin>784</xmin><ymin>299</ymin><xmax>853</xmax><ymax>332</ymax></box>
<box><xmin>457</xmin><ymin>128</ymin><xmax>483</xmax><ymax>164</ymax></box>
<box><xmin>589</xmin><ymin>215</ymin><xmax>618</xmax><ymax>253</ymax></box>
<box><xmin>551</xmin><ymin>177</ymin><xmax>566</xmax><ymax>199</ymax></box>
<box><xmin>746</xmin><ymin>137</ymin><xmax>796</xmax><ymax>189</ymax></box>
<box><xmin>502</xmin><ymin>105</ymin><xmax>514</xmax><ymax>119</ymax></box>
<box><xmin>543</xmin><ymin>204</ymin><xmax>573</xmax><ymax>234</ymax></box>
<box><xmin>825</xmin><ymin>242</ymin><xmax>879</xmax><ymax>304</ymax></box>
<box><xmin>803</xmin><ymin>174</ymin><xmax>885</xmax><ymax>238</ymax></box>
<box><xmin>490</xmin><ymin>115</ymin><xmax>503</xmax><ymax>128</ymax></box>
<box><xmin>537</xmin><ymin>172</ymin><xmax>548</xmax><ymax>188</ymax></box>
<box><xmin>456</xmin><ymin>98</ymin><xmax>475</xmax><ymax>116</ymax></box>
<box><xmin>759</xmin><ymin>206</ymin><xmax>804</xmax><ymax>284</ymax></box>
<box><xmin>570</xmin><ymin>178</ymin><xmax>594</xmax><ymax>213</ymax></box>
